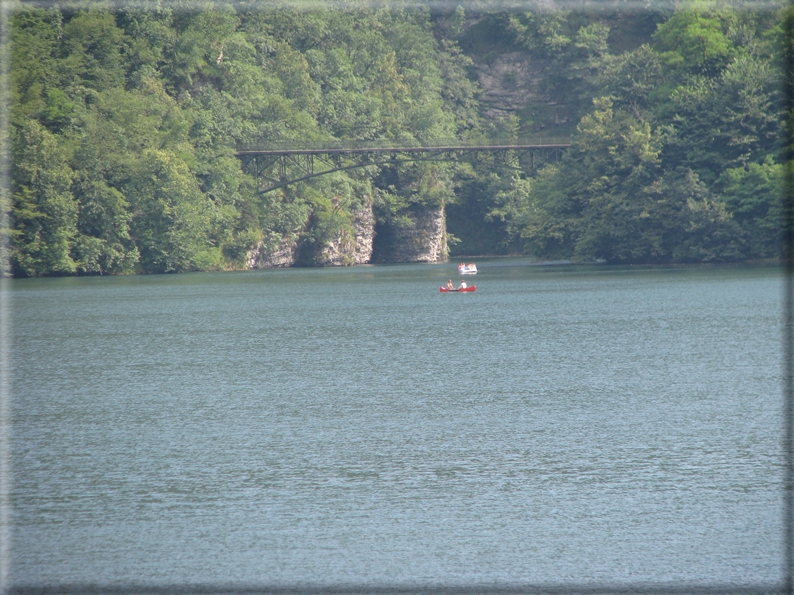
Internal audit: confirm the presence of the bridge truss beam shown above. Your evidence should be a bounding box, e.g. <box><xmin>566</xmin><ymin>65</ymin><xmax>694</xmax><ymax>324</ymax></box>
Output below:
<box><xmin>236</xmin><ymin>144</ymin><xmax>569</xmax><ymax>195</ymax></box>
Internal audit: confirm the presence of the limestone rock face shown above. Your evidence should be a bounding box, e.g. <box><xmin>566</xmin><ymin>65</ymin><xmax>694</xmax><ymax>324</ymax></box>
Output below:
<box><xmin>382</xmin><ymin>206</ymin><xmax>448</xmax><ymax>263</ymax></box>
<box><xmin>475</xmin><ymin>51</ymin><xmax>549</xmax><ymax>119</ymax></box>
<box><xmin>316</xmin><ymin>200</ymin><xmax>375</xmax><ymax>266</ymax></box>
<box><xmin>247</xmin><ymin>200</ymin><xmax>375</xmax><ymax>268</ymax></box>
<box><xmin>247</xmin><ymin>233</ymin><xmax>299</xmax><ymax>269</ymax></box>
<box><xmin>472</xmin><ymin>50</ymin><xmax>570</xmax><ymax>130</ymax></box>
<box><xmin>352</xmin><ymin>202</ymin><xmax>375</xmax><ymax>264</ymax></box>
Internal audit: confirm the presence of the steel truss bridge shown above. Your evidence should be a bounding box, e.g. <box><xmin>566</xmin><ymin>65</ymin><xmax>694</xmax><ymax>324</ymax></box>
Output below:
<box><xmin>235</xmin><ymin>140</ymin><xmax>571</xmax><ymax>194</ymax></box>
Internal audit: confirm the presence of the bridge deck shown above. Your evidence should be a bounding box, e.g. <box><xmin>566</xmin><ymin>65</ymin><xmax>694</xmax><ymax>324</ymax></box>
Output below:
<box><xmin>236</xmin><ymin>143</ymin><xmax>571</xmax><ymax>156</ymax></box>
<box><xmin>237</xmin><ymin>141</ymin><xmax>572</xmax><ymax>193</ymax></box>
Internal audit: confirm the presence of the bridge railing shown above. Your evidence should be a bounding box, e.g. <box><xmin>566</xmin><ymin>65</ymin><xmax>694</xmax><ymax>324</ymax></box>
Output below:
<box><xmin>236</xmin><ymin>136</ymin><xmax>572</xmax><ymax>153</ymax></box>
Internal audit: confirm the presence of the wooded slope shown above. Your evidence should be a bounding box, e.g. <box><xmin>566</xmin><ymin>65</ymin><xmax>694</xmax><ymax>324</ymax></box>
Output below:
<box><xmin>8</xmin><ymin>1</ymin><xmax>790</xmax><ymax>275</ymax></box>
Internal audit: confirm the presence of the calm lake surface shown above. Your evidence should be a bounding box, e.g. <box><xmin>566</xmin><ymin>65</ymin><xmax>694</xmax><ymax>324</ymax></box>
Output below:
<box><xmin>8</xmin><ymin>259</ymin><xmax>786</xmax><ymax>590</ymax></box>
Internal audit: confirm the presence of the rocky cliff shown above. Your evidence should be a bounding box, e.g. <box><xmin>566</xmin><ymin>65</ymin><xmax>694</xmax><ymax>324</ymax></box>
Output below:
<box><xmin>317</xmin><ymin>201</ymin><xmax>376</xmax><ymax>266</ymax></box>
<box><xmin>474</xmin><ymin>51</ymin><xmax>549</xmax><ymax>119</ymax></box>
<box><xmin>470</xmin><ymin>46</ymin><xmax>571</xmax><ymax>133</ymax></box>
<box><xmin>246</xmin><ymin>232</ymin><xmax>300</xmax><ymax>269</ymax></box>
<box><xmin>247</xmin><ymin>199</ymin><xmax>376</xmax><ymax>268</ymax></box>
<box><xmin>374</xmin><ymin>206</ymin><xmax>448</xmax><ymax>263</ymax></box>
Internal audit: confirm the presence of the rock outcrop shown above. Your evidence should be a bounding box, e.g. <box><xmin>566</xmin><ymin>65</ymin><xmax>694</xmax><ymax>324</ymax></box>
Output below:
<box><xmin>378</xmin><ymin>205</ymin><xmax>448</xmax><ymax>263</ymax></box>
<box><xmin>317</xmin><ymin>201</ymin><xmax>375</xmax><ymax>266</ymax></box>
<box><xmin>247</xmin><ymin>232</ymin><xmax>300</xmax><ymax>269</ymax></box>
<box><xmin>475</xmin><ymin>51</ymin><xmax>546</xmax><ymax>119</ymax></box>
<box><xmin>247</xmin><ymin>199</ymin><xmax>376</xmax><ymax>268</ymax></box>
<box><xmin>472</xmin><ymin>50</ymin><xmax>570</xmax><ymax>129</ymax></box>
<box><xmin>352</xmin><ymin>202</ymin><xmax>375</xmax><ymax>264</ymax></box>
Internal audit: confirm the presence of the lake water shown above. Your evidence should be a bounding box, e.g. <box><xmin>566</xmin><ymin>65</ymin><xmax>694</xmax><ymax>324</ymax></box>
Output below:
<box><xmin>6</xmin><ymin>259</ymin><xmax>787</xmax><ymax>592</ymax></box>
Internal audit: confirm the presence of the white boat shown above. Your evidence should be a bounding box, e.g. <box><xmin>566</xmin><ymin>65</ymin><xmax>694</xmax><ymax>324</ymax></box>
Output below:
<box><xmin>458</xmin><ymin>263</ymin><xmax>477</xmax><ymax>275</ymax></box>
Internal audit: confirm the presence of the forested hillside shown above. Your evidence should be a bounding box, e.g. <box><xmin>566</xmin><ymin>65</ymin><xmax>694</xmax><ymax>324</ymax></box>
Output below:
<box><xmin>7</xmin><ymin>0</ymin><xmax>790</xmax><ymax>276</ymax></box>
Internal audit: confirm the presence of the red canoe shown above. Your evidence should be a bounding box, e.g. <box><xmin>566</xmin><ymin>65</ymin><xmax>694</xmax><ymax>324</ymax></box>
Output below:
<box><xmin>440</xmin><ymin>285</ymin><xmax>476</xmax><ymax>292</ymax></box>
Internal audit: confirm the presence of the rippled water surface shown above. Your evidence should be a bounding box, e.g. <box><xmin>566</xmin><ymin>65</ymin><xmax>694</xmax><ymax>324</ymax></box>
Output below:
<box><xmin>9</xmin><ymin>260</ymin><xmax>785</xmax><ymax>589</ymax></box>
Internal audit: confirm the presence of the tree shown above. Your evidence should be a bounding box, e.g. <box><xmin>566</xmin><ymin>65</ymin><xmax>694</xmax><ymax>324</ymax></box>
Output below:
<box><xmin>125</xmin><ymin>149</ymin><xmax>215</xmax><ymax>273</ymax></box>
<box><xmin>72</xmin><ymin>177</ymin><xmax>139</xmax><ymax>274</ymax></box>
<box><xmin>116</xmin><ymin>5</ymin><xmax>176</xmax><ymax>88</ymax></box>
<box><xmin>599</xmin><ymin>44</ymin><xmax>662</xmax><ymax>118</ymax></box>
<box><xmin>661</xmin><ymin>51</ymin><xmax>782</xmax><ymax>184</ymax></box>
<box><xmin>716</xmin><ymin>157</ymin><xmax>784</xmax><ymax>259</ymax></box>
<box><xmin>59</xmin><ymin>9</ymin><xmax>128</xmax><ymax>93</ymax></box>
<box><xmin>11</xmin><ymin>120</ymin><xmax>78</xmax><ymax>276</ymax></box>
<box><xmin>508</xmin><ymin>9</ymin><xmax>572</xmax><ymax>56</ymax></box>
<box><xmin>652</xmin><ymin>4</ymin><xmax>735</xmax><ymax>78</ymax></box>
<box><xmin>10</xmin><ymin>6</ymin><xmax>66</xmax><ymax>126</ymax></box>
<box><xmin>521</xmin><ymin>98</ymin><xmax>740</xmax><ymax>263</ymax></box>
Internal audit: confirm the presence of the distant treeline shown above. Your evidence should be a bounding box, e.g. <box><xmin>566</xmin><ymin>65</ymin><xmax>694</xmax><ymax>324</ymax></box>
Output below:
<box><xmin>7</xmin><ymin>1</ymin><xmax>791</xmax><ymax>276</ymax></box>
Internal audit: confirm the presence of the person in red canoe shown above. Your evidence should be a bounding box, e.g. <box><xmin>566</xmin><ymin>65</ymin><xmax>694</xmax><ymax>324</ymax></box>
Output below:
<box><xmin>446</xmin><ymin>279</ymin><xmax>455</xmax><ymax>290</ymax></box>
<box><xmin>459</xmin><ymin>281</ymin><xmax>467</xmax><ymax>289</ymax></box>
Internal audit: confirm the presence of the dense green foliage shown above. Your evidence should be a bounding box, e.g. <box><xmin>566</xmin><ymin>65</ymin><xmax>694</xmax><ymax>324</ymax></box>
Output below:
<box><xmin>7</xmin><ymin>1</ymin><xmax>790</xmax><ymax>275</ymax></box>
<box><xmin>451</xmin><ymin>2</ymin><xmax>788</xmax><ymax>263</ymax></box>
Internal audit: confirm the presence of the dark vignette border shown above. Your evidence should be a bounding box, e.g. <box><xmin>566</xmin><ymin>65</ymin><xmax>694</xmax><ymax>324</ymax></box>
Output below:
<box><xmin>1</xmin><ymin>1</ymin><xmax>792</xmax><ymax>593</ymax></box>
